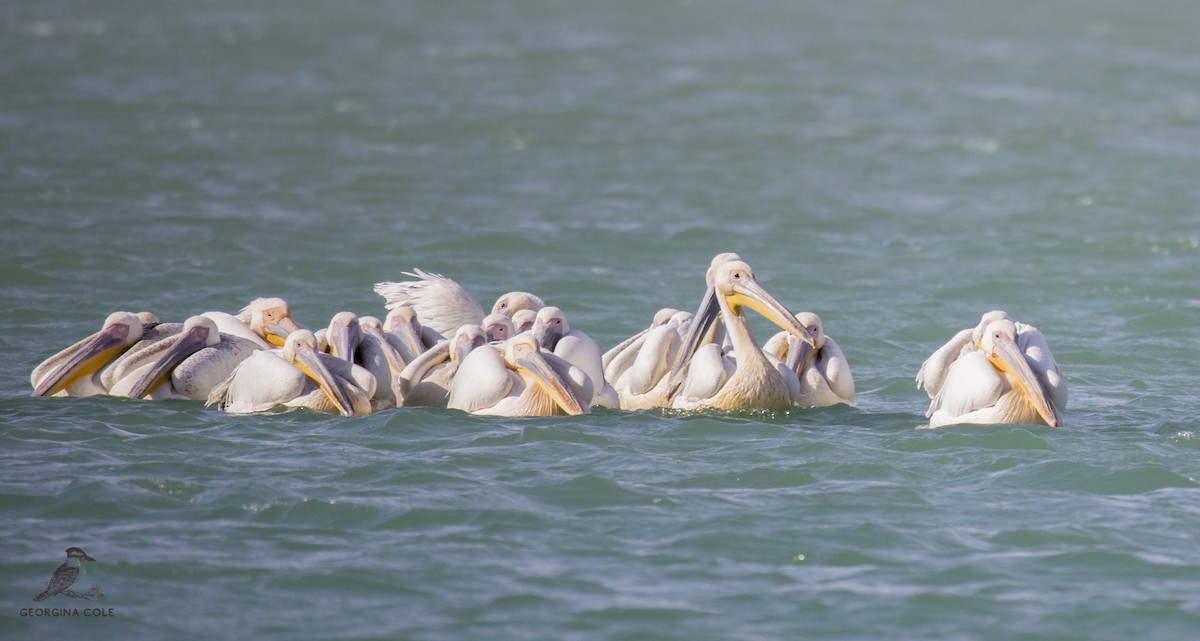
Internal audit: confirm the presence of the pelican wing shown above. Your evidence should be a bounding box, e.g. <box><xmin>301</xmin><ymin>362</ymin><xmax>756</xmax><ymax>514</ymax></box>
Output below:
<box><xmin>547</xmin><ymin>330</ymin><xmax>615</xmax><ymax>406</ymax></box>
<box><xmin>675</xmin><ymin>343</ymin><xmax>734</xmax><ymax>406</ymax></box>
<box><xmin>926</xmin><ymin>351</ymin><xmax>1004</xmax><ymax>421</ymax></box>
<box><xmin>1016</xmin><ymin>322</ymin><xmax>1068</xmax><ymax>412</ymax></box>
<box><xmin>916</xmin><ymin>327</ymin><xmax>975</xmax><ymax>397</ymax></box>
<box><xmin>374</xmin><ymin>269</ymin><xmax>486</xmax><ymax>336</ymax></box>
<box><xmin>209</xmin><ymin>351</ymin><xmax>307</xmax><ymax>414</ymax></box>
<box><xmin>447</xmin><ymin>346</ymin><xmax>516</xmax><ymax>413</ymax></box>
<box><xmin>602</xmin><ymin>327</ymin><xmax>650</xmax><ymax>375</ymax></box>
<box><xmin>615</xmin><ymin>324</ymin><xmax>679</xmax><ymax>397</ymax></box>
<box><xmin>171</xmin><ymin>336</ymin><xmax>261</xmax><ymax>401</ymax></box>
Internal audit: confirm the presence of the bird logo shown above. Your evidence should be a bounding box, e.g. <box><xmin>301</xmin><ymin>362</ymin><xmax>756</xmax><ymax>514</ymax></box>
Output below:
<box><xmin>33</xmin><ymin>547</ymin><xmax>105</xmax><ymax>602</ymax></box>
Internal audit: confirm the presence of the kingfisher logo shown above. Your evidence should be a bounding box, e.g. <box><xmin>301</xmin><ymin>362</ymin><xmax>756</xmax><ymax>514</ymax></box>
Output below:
<box><xmin>18</xmin><ymin>547</ymin><xmax>113</xmax><ymax>618</ymax></box>
<box><xmin>32</xmin><ymin>547</ymin><xmax>105</xmax><ymax>602</ymax></box>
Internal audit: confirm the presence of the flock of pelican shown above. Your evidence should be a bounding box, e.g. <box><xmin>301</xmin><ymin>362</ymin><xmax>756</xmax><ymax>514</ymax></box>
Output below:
<box><xmin>29</xmin><ymin>253</ymin><xmax>1066</xmax><ymax>428</ymax></box>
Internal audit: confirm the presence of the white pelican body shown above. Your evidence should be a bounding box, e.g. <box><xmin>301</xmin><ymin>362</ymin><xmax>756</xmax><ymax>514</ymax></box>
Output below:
<box><xmin>532</xmin><ymin>306</ymin><xmax>618</xmax><ymax>408</ymax></box>
<box><xmin>602</xmin><ymin>308</ymin><xmax>684</xmax><ymax>381</ymax></box>
<box><xmin>30</xmin><ymin>312</ymin><xmax>149</xmax><ymax>397</ymax></box>
<box><xmin>112</xmin><ymin>315</ymin><xmax>262</xmax><ymax>401</ymax></box>
<box><xmin>396</xmin><ymin>325</ymin><xmax>487</xmax><ymax>406</ymax></box>
<box><xmin>374</xmin><ymin>269</ymin><xmax>544</xmax><ymax>336</ymax></box>
<box><xmin>610</xmin><ymin>313</ymin><xmax>690</xmax><ymax>410</ymax></box>
<box><xmin>916</xmin><ymin>310</ymin><xmax>1011</xmax><ymax>398</ymax></box>
<box><xmin>207</xmin><ymin>330</ymin><xmax>369</xmax><ymax>416</ymax></box>
<box><xmin>919</xmin><ymin>312</ymin><xmax>1066</xmax><ymax>428</ymax></box>
<box><xmin>669</xmin><ymin>259</ymin><xmax>816</xmax><ymax>412</ymax></box>
<box><xmin>358</xmin><ymin>315</ymin><xmax>407</xmax><ymax>405</ymax></box>
<box><xmin>763</xmin><ymin>312</ymin><xmax>856</xmax><ymax>407</ymax></box>
<box><xmin>447</xmin><ymin>334</ymin><xmax>589</xmax><ymax>417</ymax></box>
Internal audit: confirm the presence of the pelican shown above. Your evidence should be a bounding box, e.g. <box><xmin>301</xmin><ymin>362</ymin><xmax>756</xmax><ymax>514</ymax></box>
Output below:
<box><xmin>918</xmin><ymin>311</ymin><xmax>1066</xmax><ymax>428</ymax></box>
<box><xmin>608</xmin><ymin>310</ymin><xmax>691</xmax><ymax>410</ymax></box>
<box><xmin>396</xmin><ymin>324</ymin><xmax>487</xmax><ymax>406</ymax></box>
<box><xmin>114</xmin><ymin>315</ymin><xmax>262</xmax><ymax>401</ymax></box>
<box><xmin>321</xmin><ymin>312</ymin><xmax>381</xmax><ymax>408</ymax></box>
<box><xmin>374</xmin><ymin>269</ymin><xmax>544</xmax><ymax>336</ymax></box>
<box><xmin>31</xmin><ymin>311</ymin><xmax>149</xmax><ymax>397</ymax></box>
<box><xmin>762</xmin><ymin>312</ymin><xmax>856</xmax><ymax>407</ymax></box>
<box><xmin>236</xmin><ymin>297</ymin><xmax>303</xmax><ymax>347</ymax></box>
<box><xmin>602</xmin><ymin>307</ymin><xmax>683</xmax><ymax>378</ymax></box>
<box><xmin>324</xmin><ymin>312</ymin><xmax>363</xmax><ymax>363</ymax></box>
<box><xmin>669</xmin><ymin>259</ymin><xmax>816</xmax><ymax>412</ymax></box>
<box><xmin>447</xmin><ymin>334</ymin><xmax>589</xmax><ymax>417</ymax></box>
<box><xmin>532</xmin><ymin>306</ymin><xmax>619</xmax><ymax>408</ymax></box>
<box><xmin>916</xmin><ymin>310</ymin><xmax>1010</xmax><ymax>398</ymax></box>
<box><xmin>207</xmin><ymin>329</ymin><xmax>369</xmax><ymax>416</ymax></box>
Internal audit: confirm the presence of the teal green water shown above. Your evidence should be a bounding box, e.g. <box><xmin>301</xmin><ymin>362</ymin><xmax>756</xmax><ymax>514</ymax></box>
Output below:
<box><xmin>3</xmin><ymin>1</ymin><xmax>1200</xmax><ymax>639</ymax></box>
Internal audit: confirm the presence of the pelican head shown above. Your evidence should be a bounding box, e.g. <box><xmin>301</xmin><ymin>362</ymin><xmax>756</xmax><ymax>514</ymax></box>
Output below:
<box><xmin>383</xmin><ymin>305</ymin><xmax>426</xmax><ymax>361</ymax></box>
<box><xmin>238</xmin><ymin>297</ymin><xmax>302</xmax><ymax>347</ymax></box>
<box><xmin>972</xmin><ymin>310</ymin><xmax>1015</xmax><ymax>346</ymax></box>
<box><xmin>283</xmin><ymin>329</ymin><xmax>356</xmax><ymax>417</ymax></box>
<box><xmin>510</xmin><ymin>308</ymin><xmax>537</xmax><ymax>334</ymax></box>
<box><xmin>125</xmin><ymin>315</ymin><xmax>221</xmax><ymax>399</ymax></box>
<box><xmin>668</xmin><ymin>310</ymin><xmax>693</xmax><ymax>327</ymax></box>
<box><xmin>980</xmin><ymin>318</ymin><xmax>1060</xmax><ymax>427</ymax></box>
<box><xmin>502</xmin><ymin>334</ymin><xmax>588</xmax><ymax>416</ymax></box>
<box><xmin>712</xmin><ymin>262</ymin><xmax>813</xmax><ymax>346</ymax></box>
<box><xmin>651</xmin><ymin>308</ymin><xmax>682</xmax><ymax>328</ymax></box>
<box><xmin>383</xmin><ymin>305</ymin><xmax>418</xmax><ymax>334</ymax></box>
<box><xmin>325</xmin><ymin>311</ymin><xmax>362</xmax><ymax>362</ymax></box>
<box><xmin>531</xmin><ymin>306</ymin><xmax>570</xmax><ymax>352</ymax></box>
<box><xmin>32</xmin><ymin>311</ymin><xmax>146</xmax><ymax>397</ymax></box>
<box><xmin>689</xmin><ymin>252</ymin><xmax>745</xmax><ymax>346</ymax></box>
<box><xmin>491</xmin><ymin>291</ymin><xmax>544</xmax><ymax>318</ymax></box>
<box><xmin>482</xmin><ymin>313</ymin><xmax>515</xmax><ymax>342</ymax></box>
<box><xmin>359</xmin><ymin>315</ymin><xmax>383</xmax><ymax>333</ymax></box>
<box><xmin>451</xmin><ymin>324</ymin><xmax>489</xmax><ymax>362</ymax></box>
<box><xmin>782</xmin><ymin>311</ymin><xmax>825</xmax><ymax>374</ymax></box>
